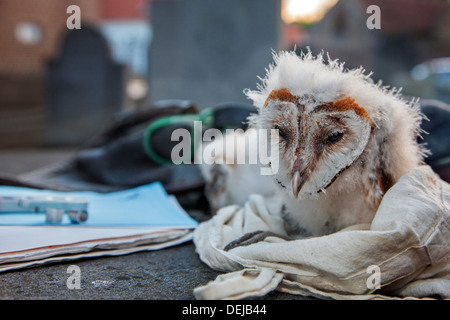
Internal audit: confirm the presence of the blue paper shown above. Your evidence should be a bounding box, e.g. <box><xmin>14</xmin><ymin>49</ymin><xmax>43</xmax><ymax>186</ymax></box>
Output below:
<box><xmin>0</xmin><ymin>182</ymin><xmax>198</xmax><ymax>227</ymax></box>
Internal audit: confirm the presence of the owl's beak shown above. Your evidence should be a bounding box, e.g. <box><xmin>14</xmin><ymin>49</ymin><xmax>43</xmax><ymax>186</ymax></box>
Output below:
<box><xmin>292</xmin><ymin>171</ymin><xmax>306</xmax><ymax>198</ymax></box>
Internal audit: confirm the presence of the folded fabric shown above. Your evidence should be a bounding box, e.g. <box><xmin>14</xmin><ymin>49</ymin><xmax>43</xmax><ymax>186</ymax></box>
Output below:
<box><xmin>193</xmin><ymin>166</ymin><xmax>450</xmax><ymax>300</ymax></box>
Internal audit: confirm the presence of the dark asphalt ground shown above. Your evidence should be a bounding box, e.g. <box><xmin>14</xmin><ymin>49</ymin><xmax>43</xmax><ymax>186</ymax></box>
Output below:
<box><xmin>0</xmin><ymin>149</ymin><xmax>308</xmax><ymax>300</ymax></box>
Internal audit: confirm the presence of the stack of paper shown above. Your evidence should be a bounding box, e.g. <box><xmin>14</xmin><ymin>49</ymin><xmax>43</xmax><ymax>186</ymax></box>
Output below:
<box><xmin>0</xmin><ymin>182</ymin><xmax>198</xmax><ymax>272</ymax></box>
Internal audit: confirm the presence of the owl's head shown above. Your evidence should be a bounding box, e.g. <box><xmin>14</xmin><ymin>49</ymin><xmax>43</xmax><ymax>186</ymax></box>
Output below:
<box><xmin>246</xmin><ymin>51</ymin><xmax>427</xmax><ymax>204</ymax></box>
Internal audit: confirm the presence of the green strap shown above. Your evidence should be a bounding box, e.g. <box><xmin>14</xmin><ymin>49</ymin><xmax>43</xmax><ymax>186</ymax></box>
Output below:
<box><xmin>143</xmin><ymin>108</ymin><xmax>214</xmax><ymax>165</ymax></box>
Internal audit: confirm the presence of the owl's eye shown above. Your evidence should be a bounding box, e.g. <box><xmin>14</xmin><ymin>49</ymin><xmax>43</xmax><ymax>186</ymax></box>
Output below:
<box><xmin>326</xmin><ymin>129</ymin><xmax>344</xmax><ymax>143</ymax></box>
<box><xmin>274</xmin><ymin>125</ymin><xmax>287</xmax><ymax>139</ymax></box>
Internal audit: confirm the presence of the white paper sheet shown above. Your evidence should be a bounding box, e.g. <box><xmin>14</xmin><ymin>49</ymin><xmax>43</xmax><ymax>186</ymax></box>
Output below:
<box><xmin>0</xmin><ymin>182</ymin><xmax>198</xmax><ymax>272</ymax></box>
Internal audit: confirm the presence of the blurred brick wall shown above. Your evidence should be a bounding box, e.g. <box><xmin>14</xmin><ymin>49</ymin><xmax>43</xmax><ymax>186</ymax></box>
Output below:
<box><xmin>0</xmin><ymin>0</ymin><xmax>101</xmax><ymax>76</ymax></box>
<box><xmin>0</xmin><ymin>0</ymin><xmax>101</xmax><ymax>148</ymax></box>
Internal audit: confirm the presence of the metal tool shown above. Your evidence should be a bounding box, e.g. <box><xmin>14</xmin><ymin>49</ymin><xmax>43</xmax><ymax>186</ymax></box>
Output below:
<box><xmin>0</xmin><ymin>195</ymin><xmax>89</xmax><ymax>224</ymax></box>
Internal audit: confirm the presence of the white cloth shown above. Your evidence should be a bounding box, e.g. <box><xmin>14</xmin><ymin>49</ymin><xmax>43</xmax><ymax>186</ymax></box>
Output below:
<box><xmin>193</xmin><ymin>166</ymin><xmax>450</xmax><ymax>300</ymax></box>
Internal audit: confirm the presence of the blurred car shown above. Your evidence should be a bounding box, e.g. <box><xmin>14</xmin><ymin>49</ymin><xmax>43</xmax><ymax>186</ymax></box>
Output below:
<box><xmin>410</xmin><ymin>57</ymin><xmax>450</xmax><ymax>104</ymax></box>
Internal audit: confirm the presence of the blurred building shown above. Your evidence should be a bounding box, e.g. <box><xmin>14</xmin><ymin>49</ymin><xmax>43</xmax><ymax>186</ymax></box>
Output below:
<box><xmin>0</xmin><ymin>0</ymin><xmax>279</xmax><ymax>148</ymax></box>
<box><xmin>305</xmin><ymin>0</ymin><xmax>450</xmax><ymax>86</ymax></box>
<box><xmin>149</xmin><ymin>0</ymin><xmax>281</xmax><ymax>108</ymax></box>
<box><xmin>0</xmin><ymin>0</ymin><xmax>151</xmax><ymax>148</ymax></box>
<box><xmin>2</xmin><ymin>0</ymin><xmax>447</xmax><ymax>149</ymax></box>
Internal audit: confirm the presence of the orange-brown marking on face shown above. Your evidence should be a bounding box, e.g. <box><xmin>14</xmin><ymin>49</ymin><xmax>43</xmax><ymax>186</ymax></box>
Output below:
<box><xmin>316</xmin><ymin>97</ymin><xmax>370</xmax><ymax>122</ymax></box>
<box><xmin>264</xmin><ymin>88</ymin><xmax>298</xmax><ymax>107</ymax></box>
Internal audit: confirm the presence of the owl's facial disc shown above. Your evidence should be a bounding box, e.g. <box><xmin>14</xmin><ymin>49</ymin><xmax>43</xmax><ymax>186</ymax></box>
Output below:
<box><xmin>263</xmin><ymin>90</ymin><xmax>371</xmax><ymax>198</ymax></box>
<box><xmin>294</xmin><ymin>101</ymin><xmax>371</xmax><ymax>198</ymax></box>
<box><xmin>290</xmin><ymin>124</ymin><xmax>352</xmax><ymax>198</ymax></box>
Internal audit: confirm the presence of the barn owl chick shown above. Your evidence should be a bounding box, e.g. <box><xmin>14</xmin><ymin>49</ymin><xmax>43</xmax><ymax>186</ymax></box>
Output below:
<box><xmin>242</xmin><ymin>50</ymin><xmax>428</xmax><ymax>237</ymax></box>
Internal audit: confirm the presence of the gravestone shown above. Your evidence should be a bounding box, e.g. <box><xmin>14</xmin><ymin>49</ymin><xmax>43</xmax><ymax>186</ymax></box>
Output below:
<box><xmin>45</xmin><ymin>26</ymin><xmax>124</xmax><ymax>146</ymax></box>
<box><xmin>149</xmin><ymin>0</ymin><xmax>281</xmax><ymax>108</ymax></box>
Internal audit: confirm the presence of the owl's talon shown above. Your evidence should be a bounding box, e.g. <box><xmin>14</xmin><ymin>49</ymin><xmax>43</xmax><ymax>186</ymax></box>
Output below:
<box><xmin>223</xmin><ymin>230</ymin><xmax>288</xmax><ymax>251</ymax></box>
